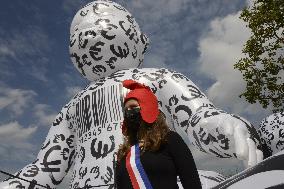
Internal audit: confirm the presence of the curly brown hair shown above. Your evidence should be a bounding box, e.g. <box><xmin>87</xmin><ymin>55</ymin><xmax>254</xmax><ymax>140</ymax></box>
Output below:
<box><xmin>117</xmin><ymin>111</ymin><xmax>170</xmax><ymax>163</ymax></box>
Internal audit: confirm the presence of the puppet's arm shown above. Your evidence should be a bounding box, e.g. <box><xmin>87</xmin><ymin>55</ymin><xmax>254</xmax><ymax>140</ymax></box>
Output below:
<box><xmin>0</xmin><ymin>107</ymin><xmax>75</xmax><ymax>188</ymax></box>
<box><xmin>138</xmin><ymin>68</ymin><xmax>263</xmax><ymax>166</ymax></box>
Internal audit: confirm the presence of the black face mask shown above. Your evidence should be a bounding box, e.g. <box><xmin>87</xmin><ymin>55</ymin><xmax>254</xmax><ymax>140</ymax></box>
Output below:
<box><xmin>124</xmin><ymin>107</ymin><xmax>142</xmax><ymax>134</ymax></box>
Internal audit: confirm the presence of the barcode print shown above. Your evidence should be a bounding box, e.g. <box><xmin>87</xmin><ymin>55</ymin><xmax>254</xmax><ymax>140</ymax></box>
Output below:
<box><xmin>76</xmin><ymin>94</ymin><xmax>92</xmax><ymax>138</ymax></box>
<box><xmin>91</xmin><ymin>84</ymin><xmax>123</xmax><ymax>128</ymax></box>
<box><xmin>75</xmin><ymin>84</ymin><xmax>124</xmax><ymax>138</ymax></box>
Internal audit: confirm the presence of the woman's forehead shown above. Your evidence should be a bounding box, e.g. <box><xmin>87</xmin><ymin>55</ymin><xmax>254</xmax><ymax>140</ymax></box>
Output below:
<box><xmin>124</xmin><ymin>98</ymin><xmax>139</xmax><ymax>107</ymax></box>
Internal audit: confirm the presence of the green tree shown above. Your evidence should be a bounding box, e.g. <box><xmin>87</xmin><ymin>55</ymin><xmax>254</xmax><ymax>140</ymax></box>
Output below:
<box><xmin>235</xmin><ymin>0</ymin><xmax>284</xmax><ymax>112</ymax></box>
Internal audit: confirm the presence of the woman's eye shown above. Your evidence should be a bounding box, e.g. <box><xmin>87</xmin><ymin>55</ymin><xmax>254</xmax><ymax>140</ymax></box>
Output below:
<box><xmin>125</xmin><ymin>106</ymin><xmax>140</xmax><ymax>110</ymax></box>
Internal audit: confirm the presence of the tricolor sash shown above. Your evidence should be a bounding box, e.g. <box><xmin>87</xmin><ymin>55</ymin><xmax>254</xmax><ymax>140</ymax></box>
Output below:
<box><xmin>126</xmin><ymin>144</ymin><xmax>153</xmax><ymax>189</ymax></box>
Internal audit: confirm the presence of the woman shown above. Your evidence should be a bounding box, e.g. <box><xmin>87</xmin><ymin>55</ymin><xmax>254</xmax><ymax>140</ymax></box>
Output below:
<box><xmin>115</xmin><ymin>79</ymin><xmax>202</xmax><ymax>189</ymax></box>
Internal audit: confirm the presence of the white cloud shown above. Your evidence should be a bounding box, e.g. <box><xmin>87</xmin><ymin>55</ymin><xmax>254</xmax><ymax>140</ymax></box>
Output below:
<box><xmin>198</xmin><ymin>11</ymin><xmax>271</xmax><ymax>119</ymax></box>
<box><xmin>0</xmin><ymin>84</ymin><xmax>58</xmax><ymax>127</ymax></box>
<box><xmin>0</xmin><ymin>85</ymin><xmax>37</xmax><ymax>116</ymax></box>
<box><xmin>33</xmin><ymin>104</ymin><xmax>57</xmax><ymax>126</ymax></box>
<box><xmin>247</xmin><ymin>0</ymin><xmax>254</xmax><ymax>7</ymax></box>
<box><xmin>0</xmin><ymin>122</ymin><xmax>36</xmax><ymax>144</ymax></box>
<box><xmin>0</xmin><ymin>121</ymin><xmax>37</xmax><ymax>163</ymax></box>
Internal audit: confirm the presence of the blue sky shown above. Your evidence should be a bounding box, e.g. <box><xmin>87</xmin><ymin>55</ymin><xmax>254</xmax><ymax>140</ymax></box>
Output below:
<box><xmin>0</xmin><ymin>0</ymin><xmax>272</xmax><ymax>187</ymax></box>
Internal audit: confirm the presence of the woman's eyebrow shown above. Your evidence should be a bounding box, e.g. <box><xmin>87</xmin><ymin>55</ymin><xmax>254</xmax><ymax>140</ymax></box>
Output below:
<box><xmin>125</xmin><ymin>105</ymin><xmax>140</xmax><ymax>109</ymax></box>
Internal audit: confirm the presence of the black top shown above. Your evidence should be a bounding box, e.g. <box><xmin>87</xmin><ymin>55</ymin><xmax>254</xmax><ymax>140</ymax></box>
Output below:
<box><xmin>115</xmin><ymin>131</ymin><xmax>202</xmax><ymax>189</ymax></box>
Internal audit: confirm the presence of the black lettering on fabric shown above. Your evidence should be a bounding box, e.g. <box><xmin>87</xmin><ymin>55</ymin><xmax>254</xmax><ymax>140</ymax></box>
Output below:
<box><xmin>70</xmin><ymin>33</ymin><xmax>76</xmax><ymax>47</ymax></box>
<box><xmin>66</xmin><ymin>135</ymin><xmax>75</xmax><ymax>148</ymax></box>
<box><xmin>181</xmin><ymin>85</ymin><xmax>205</xmax><ymax>102</ymax></box>
<box><xmin>105</xmin><ymin>57</ymin><xmax>117</xmax><ymax>69</ymax></box>
<box><xmin>216</xmin><ymin>128</ymin><xmax>230</xmax><ymax>150</ymax></box>
<box><xmin>175</xmin><ymin>105</ymin><xmax>192</xmax><ymax>132</ymax></box>
<box><xmin>89</xmin><ymin>41</ymin><xmax>105</xmax><ymax>61</ymax></box>
<box><xmin>53</xmin><ymin>112</ymin><xmax>64</xmax><ymax>126</ymax></box>
<box><xmin>41</xmin><ymin>139</ymin><xmax>51</xmax><ymax>150</ymax></box>
<box><xmin>93</xmin><ymin>65</ymin><xmax>107</xmax><ymax>74</ymax></box>
<box><xmin>91</xmin><ymin>136</ymin><xmax>115</xmax><ymax>159</ymax></box>
<box><xmin>169</xmin><ymin>95</ymin><xmax>179</xmax><ymax>106</ymax></box>
<box><xmin>140</xmin><ymin>33</ymin><xmax>148</xmax><ymax>54</ymax></box>
<box><xmin>101</xmin><ymin>166</ymin><xmax>113</xmax><ymax>184</ymax></box>
<box><xmin>119</xmin><ymin>21</ymin><xmax>139</xmax><ymax>44</ymax></box>
<box><xmin>79</xmin><ymin>30</ymin><xmax>97</xmax><ymax>49</ymax></box>
<box><xmin>66</xmin><ymin>149</ymin><xmax>75</xmax><ymax>173</ymax></box>
<box><xmin>80</xmin><ymin>10</ymin><xmax>89</xmax><ymax>16</ymax></box>
<box><xmin>9</xmin><ymin>181</ymin><xmax>24</xmax><ymax>189</ymax></box>
<box><xmin>158</xmin><ymin>79</ymin><xmax>167</xmax><ymax>89</ymax></box>
<box><xmin>84</xmin><ymin>178</ymin><xmax>92</xmax><ymax>188</ymax></box>
<box><xmin>79</xmin><ymin>167</ymin><xmax>88</xmax><ymax>179</ymax></box>
<box><xmin>79</xmin><ymin>146</ymin><xmax>86</xmax><ymax>164</ymax></box>
<box><xmin>50</xmin><ymin>172</ymin><xmax>64</xmax><ymax>186</ymax></box>
<box><xmin>41</xmin><ymin>145</ymin><xmax>61</xmax><ymax>172</ymax></box>
<box><xmin>126</xmin><ymin>15</ymin><xmax>134</xmax><ymax>24</ymax></box>
<box><xmin>132</xmin><ymin>45</ymin><xmax>137</xmax><ymax>59</ymax></box>
<box><xmin>95</xmin><ymin>19</ymin><xmax>118</xmax><ymax>40</ymax></box>
<box><xmin>191</xmin><ymin>114</ymin><xmax>201</xmax><ymax>127</ymax></box>
<box><xmin>22</xmin><ymin>165</ymin><xmax>39</xmax><ymax>177</ymax></box>
<box><xmin>70</xmin><ymin>53</ymin><xmax>86</xmax><ymax>76</ymax></box>
<box><xmin>82</xmin><ymin>54</ymin><xmax>92</xmax><ymax>67</ymax></box>
<box><xmin>61</xmin><ymin>148</ymin><xmax>69</xmax><ymax>160</ymax></box>
<box><xmin>113</xmin><ymin>4</ymin><xmax>127</xmax><ymax>12</ymax></box>
<box><xmin>150</xmin><ymin>83</ymin><xmax>157</xmax><ymax>94</ymax></box>
<box><xmin>90</xmin><ymin>166</ymin><xmax>100</xmax><ymax>179</ymax></box>
<box><xmin>107</xmin><ymin>71</ymin><xmax>125</xmax><ymax>80</ymax></box>
<box><xmin>171</xmin><ymin>73</ymin><xmax>190</xmax><ymax>82</ymax></box>
<box><xmin>204</xmin><ymin>110</ymin><xmax>220</xmax><ymax>118</ymax></box>
<box><xmin>279</xmin><ymin>129</ymin><xmax>284</xmax><ymax>138</ymax></box>
<box><xmin>53</xmin><ymin>134</ymin><xmax>65</xmax><ymax>143</ymax></box>
<box><xmin>142</xmin><ymin>74</ymin><xmax>157</xmax><ymax>81</ymax></box>
<box><xmin>198</xmin><ymin>128</ymin><xmax>210</xmax><ymax>145</ymax></box>
<box><xmin>110</xmin><ymin>42</ymin><xmax>129</xmax><ymax>58</ymax></box>
<box><xmin>138</xmin><ymin>59</ymin><xmax>143</xmax><ymax>67</ymax></box>
<box><xmin>193</xmin><ymin>130</ymin><xmax>207</xmax><ymax>153</ymax></box>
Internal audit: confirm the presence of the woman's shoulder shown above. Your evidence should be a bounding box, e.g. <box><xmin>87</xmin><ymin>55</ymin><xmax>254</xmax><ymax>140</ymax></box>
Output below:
<box><xmin>165</xmin><ymin>131</ymin><xmax>190</xmax><ymax>154</ymax></box>
<box><xmin>166</xmin><ymin>131</ymin><xmax>184</xmax><ymax>143</ymax></box>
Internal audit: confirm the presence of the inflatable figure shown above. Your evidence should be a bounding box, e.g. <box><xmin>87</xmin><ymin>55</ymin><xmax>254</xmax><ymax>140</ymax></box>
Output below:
<box><xmin>211</xmin><ymin>112</ymin><xmax>284</xmax><ymax>188</ymax></box>
<box><xmin>258</xmin><ymin>112</ymin><xmax>284</xmax><ymax>158</ymax></box>
<box><xmin>0</xmin><ymin>1</ymin><xmax>263</xmax><ymax>188</ymax></box>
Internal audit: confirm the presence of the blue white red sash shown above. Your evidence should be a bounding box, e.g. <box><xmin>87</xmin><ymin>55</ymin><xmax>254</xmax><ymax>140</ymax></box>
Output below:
<box><xmin>126</xmin><ymin>144</ymin><xmax>153</xmax><ymax>189</ymax></box>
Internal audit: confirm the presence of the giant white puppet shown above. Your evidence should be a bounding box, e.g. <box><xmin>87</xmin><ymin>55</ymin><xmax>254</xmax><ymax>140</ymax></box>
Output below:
<box><xmin>258</xmin><ymin>112</ymin><xmax>284</xmax><ymax>157</ymax></box>
<box><xmin>0</xmin><ymin>1</ymin><xmax>264</xmax><ymax>188</ymax></box>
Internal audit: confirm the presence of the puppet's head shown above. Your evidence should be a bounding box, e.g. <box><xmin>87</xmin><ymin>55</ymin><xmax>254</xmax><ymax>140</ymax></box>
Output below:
<box><xmin>258</xmin><ymin>112</ymin><xmax>284</xmax><ymax>157</ymax></box>
<box><xmin>69</xmin><ymin>0</ymin><xmax>149</xmax><ymax>81</ymax></box>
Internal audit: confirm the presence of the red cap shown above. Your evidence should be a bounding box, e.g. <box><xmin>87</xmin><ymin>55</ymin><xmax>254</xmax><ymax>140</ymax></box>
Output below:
<box><xmin>123</xmin><ymin>79</ymin><xmax>159</xmax><ymax>124</ymax></box>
